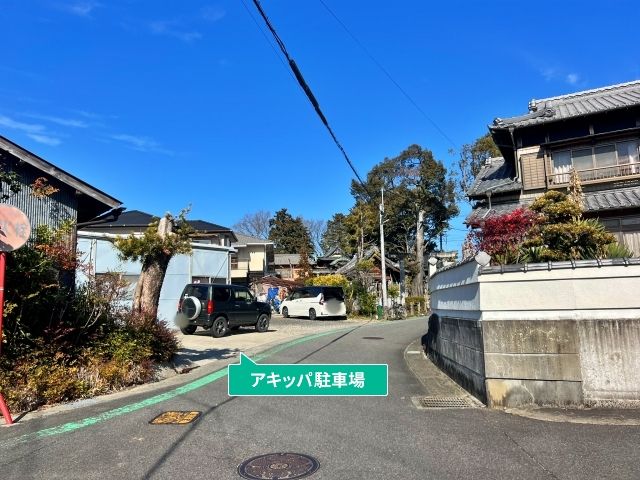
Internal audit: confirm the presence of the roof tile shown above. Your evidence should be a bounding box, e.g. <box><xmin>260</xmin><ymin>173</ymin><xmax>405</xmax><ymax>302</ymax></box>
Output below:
<box><xmin>493</xmin><ymin>80</ymin><xmax>640</xmax><ymax>129</ymax></box>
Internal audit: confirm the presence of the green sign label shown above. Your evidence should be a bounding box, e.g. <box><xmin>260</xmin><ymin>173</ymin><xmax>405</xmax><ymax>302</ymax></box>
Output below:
<box><xmin>228</xmin><ymin>354</ymin><xmax>388</xmax><ymax>396</ymax></box>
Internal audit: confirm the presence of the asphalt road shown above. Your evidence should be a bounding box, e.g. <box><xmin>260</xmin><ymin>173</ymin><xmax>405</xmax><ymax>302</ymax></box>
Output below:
<box><xmin>1</xmin><ymin>318</ymin><xmax>640</xmax><ymax>479</ymax></box>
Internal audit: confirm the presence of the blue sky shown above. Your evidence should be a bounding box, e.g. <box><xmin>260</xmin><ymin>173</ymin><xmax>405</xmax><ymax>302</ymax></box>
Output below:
<box><xmin>2</xmin><ymin>1</ymin><xmax>639</xmax><ymax>252</ymax></box>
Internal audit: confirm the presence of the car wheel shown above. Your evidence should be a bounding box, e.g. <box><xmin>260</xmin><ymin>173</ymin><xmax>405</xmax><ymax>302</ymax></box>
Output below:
<box><xmin>309</xmin><ymin>308</ymin><xmax>317</xmax><ymax>320</ymax></box>
<box><xmin>211</xmin><ymin>317</ymin><xmax>228</xmax><ymax>338</ymax></box>
<box><xmin>180</xmin><ymin>325</ymin><xmax>197</xmax><ymax>335</ymax></box>
<box><xmin>255</xmin><ymin>314</ymin><xmax>269</xmax><ymax>332</ymax></box>
<box><xmin>282</xmin><ymin>307</ymin><xmax>289</xmax><ymax>318</ymax></box>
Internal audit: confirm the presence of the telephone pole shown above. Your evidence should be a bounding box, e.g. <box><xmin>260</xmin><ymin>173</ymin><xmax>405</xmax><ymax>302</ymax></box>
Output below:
<box><xmin>379</xmin><ymin>187</ymin><xmax>387</xmax><ymax>312</ymax></box>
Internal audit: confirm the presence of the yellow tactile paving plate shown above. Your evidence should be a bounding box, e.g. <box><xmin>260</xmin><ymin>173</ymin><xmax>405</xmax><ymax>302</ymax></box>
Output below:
<box><xmin>149</xmin><ymin>411</ymin><xmax>201</xmax><ymax>425</ymax></box>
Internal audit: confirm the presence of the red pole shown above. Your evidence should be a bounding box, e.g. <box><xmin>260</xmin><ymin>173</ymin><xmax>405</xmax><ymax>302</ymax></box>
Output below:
<box><xmin>0</xmin><ymin>251</ymin><xmax>14</xmax><ymax>425</ymax></box>
<box><xmin>0</xmin><ymin>251</ymin><xmax>5</xmax><ymax>355</ymax></box>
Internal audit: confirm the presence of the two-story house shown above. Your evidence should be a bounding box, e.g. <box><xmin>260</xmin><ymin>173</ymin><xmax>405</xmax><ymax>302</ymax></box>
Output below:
<box><xmin>230</xmin><ymin>233</ymin><xmax>275</xmax><ymax>285</ymax></box>
<box><xmin>467</xmin><ymin>80</ymin><xmax>640</xmax><ymax>255</ymax></box>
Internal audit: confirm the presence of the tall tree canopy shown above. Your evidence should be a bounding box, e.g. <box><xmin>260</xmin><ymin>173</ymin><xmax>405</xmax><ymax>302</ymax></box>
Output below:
<box><xmin>457</xmin><ymin>132</ymin><xmax>501</xmax><ymax>194</ymax></box>
<box><xmin>268</xmin><ymin>208</ymin><xmax>314</xmax><ymax>254</ymax></box>
<box><xmin>350</xmin><ymin>144</ymin><xmax>458</xmax><ymax>294</ymax></box>
<box><xmin>321</xmin><ymin>213</ymin><xmax>352</xmax><ymax>255</ymax></box>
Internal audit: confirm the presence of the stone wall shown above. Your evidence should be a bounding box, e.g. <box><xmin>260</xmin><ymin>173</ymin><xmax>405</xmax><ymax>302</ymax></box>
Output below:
<box><xmin>426</xmin><ymin>259</ymin><xmax>640</xmax><ymax>408</ymax></box>
<box><xmin>424</xmin><ymin>315</ymin><xmax>485</xmax><ymax>401</ymax></box>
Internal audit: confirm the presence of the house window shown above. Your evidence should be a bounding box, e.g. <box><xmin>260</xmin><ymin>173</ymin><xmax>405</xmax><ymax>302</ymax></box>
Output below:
<box><xmin>230</xmin><ymin>254</ymin><xmax>238</xmax><ymax>269</ymax></box>
<box><xmin>551</xmin><ymin>139</ymin><xmax>640</xmax><ymax>183</ymax></box>
<box><xmin>617</xmin><ymin>140</ymin><xmax>640</xmax><ymax>166</ymax></box>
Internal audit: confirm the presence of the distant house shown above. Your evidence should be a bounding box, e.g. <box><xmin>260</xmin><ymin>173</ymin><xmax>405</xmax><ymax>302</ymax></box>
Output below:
<box><xmin>77</xmin><ymin>210</ymin><xmax>235</xmax><ymax>324</ymax></box>
<box><xmin>468</xmin><ymin>80</ymin><xmax>640</xmax><ymax>255</ymax></box>
<box><xmin>230</xmin><ymin>233</ymin><xmax>275</xmax><ymax>285</ymax></box>
<box><xmin>273</xmin><ymin>253</ymin><xmax>313</xmax><ymax>280</ymax></box>
<box><xmin>0</xmin><ymin>134</ymin><xmax>122</xmax><ymax>234</ymax></box>
<box><xmin>313</xmin><ymin>246</ymin><xmax>351</xmax><ymax>275</ymax></box>
<box><xmin>336</xmin><ymin>246</ymin><xmax>401</xmax><ymax>300</ymax></box>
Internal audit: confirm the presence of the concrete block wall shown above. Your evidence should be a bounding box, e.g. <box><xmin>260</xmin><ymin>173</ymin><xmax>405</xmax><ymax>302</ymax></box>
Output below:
<box><xmin>425</xmin><ymin>315</ymin><xmax>485</xmax><ymax>401</ymax></box>
<box><xmin>427</xmin><ymin>260</ymin><xmax>640</xmax><ymax>408</ymax></box>
<box><xmin>483</xmin><ymin>320</ymin><xmax>583</xmax><ymax>407</ymax></box>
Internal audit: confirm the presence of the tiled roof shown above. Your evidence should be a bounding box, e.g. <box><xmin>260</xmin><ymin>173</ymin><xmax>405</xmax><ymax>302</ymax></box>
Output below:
<box><xmin>467</xmin><ymin>157</ymin><xmax>521</xmax><ymax>198</ymax></box>
<box><xmin>492</xmin><ymin>80</ymin><xmax>640</xmax><ymax>129</ymax></box>
<box><xmin>335</xmin><ymin>246</ymin><xmax>399</xmax><ymax>275</ymax></box>
<box><xmin>466</xmin><ymin>186</ymin><xmax>640</xmax><ymax>225</ymax></box>
<box><xmin>232</xmin><ymin>233</ymin><xmax>273</xmax><ymax>245</ymax></box>
<box><xmin>465</xmin><ymin>202</ymin><xmax>521</xmax><ymax>226</ymax></box>
<box><xmin>583</xmin><ymin>186</ymin><xmax>640</xmax><ymax>212</ymax></box>
<box><xmin>86</xmin><ymin>209</ymin><xmax>233</xmax><ymax>233</ymax></box>
<box><xmin>273</xmin><ymin>253</ymin><xmax>315</xmax><ymax>266</ymax></box>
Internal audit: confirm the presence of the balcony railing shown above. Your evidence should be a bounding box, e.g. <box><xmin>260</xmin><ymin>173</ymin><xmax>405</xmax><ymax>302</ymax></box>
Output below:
<box><xmin>548</xmin><ymin>162</ymin><xmax>640</xmax><ymax>185</ymax></box>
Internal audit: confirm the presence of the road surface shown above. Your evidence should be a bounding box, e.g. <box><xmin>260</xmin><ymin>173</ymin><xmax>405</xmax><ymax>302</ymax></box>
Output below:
<box><xmin>1</xmin><ymin>318</ymin><xmax>639</xmax><ymax>479</ymax></box>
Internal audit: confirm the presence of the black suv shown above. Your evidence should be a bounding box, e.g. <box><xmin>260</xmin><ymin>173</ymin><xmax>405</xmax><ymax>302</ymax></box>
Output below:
<box><xmin>175</xmin><ymin>284</ymin><xmax>271</xmax><ymax>337</ymax></box>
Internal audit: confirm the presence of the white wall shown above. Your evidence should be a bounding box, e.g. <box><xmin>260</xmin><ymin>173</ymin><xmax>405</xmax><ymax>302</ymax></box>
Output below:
<box><xmin>430</xmin><ymin>260</ymin><xmax>640</xmax><ymax>322</ymax></box>
<box><xmin>429</xmin><ymin>259</ymin><xmax>640</xmax><ymax>406</ymax></box>
<box><xmin>77</xmin><ymin>232</ymin><xmax>232</xmax><ymax>325</ymax></box>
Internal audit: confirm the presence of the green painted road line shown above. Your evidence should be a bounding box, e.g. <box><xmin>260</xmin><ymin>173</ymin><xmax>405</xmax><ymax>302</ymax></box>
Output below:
<box><xmin>229</xmin><ymin>353</ymin><xmax>388</xmax><ymax>396</ymax></box>
<box><xmin>0</xmin><ymin>327</ymin><xmax>357</xmax><ymax>449</ymax></box>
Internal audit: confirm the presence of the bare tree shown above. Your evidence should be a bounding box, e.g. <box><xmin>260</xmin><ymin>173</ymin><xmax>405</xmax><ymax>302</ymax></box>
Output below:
<box><xmin>233</xmin><ymin>210</ymin><xmax>272</xmax><ymax>239</ymax></box>
<box><xmin>304</xmin><ymin>218</ymin><xmax>327</xmax><ymax>256</ymax></box>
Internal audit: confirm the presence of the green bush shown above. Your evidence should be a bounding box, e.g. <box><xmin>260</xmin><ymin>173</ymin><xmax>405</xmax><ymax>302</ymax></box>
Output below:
<box><xmin>406</xmin><ymin>296</ymin><xmax>426</xmax><ymax>314</ymax></box>
<box><xmin>305</xmin><ymin>274</ymin><xmax>350</xmax><ymax>288</ymax></box>
<box><xmin>523</xmin><ymin>191</ymin><xmax>616</xmax><ymax>261</ymax></box>
<box><xmin>357</xmin><ymin>291</ymin><xmax>377</xmax><ymax>316</ymax></box>
<box><xmin>387</xmin><ymin>284</ymin><xmax>400</xmax><ymax>300</ymax></box>
<box><xmin>606</xmin><ymin>242</ymin><xmax>634</xmax><ymax>258</ymax></box>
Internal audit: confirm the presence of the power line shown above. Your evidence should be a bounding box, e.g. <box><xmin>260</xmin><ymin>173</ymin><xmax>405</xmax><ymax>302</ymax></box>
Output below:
<box><xmin>317</xmin><ymin>0</ymin><xmax>458</xmax><ymax>151</ymax></box>
<box><xmin>239</xmin><ymin>0</ymin><xmax>296</xmax><ymax>83</ymax></box>
<box><xmin>250</xmin><ymin>0</ymin><xmax>374</xmax><ymax>201</ymax></box>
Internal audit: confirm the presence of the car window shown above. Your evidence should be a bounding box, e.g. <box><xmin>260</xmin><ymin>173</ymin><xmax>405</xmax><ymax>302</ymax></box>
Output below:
<box><xmin>213</xmin><ymin>287</ymin><xmax>231</xmax><ymax>302</ymax></box>
<box><xmin>308</xmin><ymin>287</ymin><xmax>321</xmax><ymax>298</ymax></box>
<box><xmin>290</xmin><ymin>289</ymin><xmax>303</xmax><ymax>300</ymax></box>
<box><xmin>185</xmin><ymin>285</ymin><xmax>208</xmax><ymax>300</ymax></box>
<box><xmin>234</xmin><ymin>288</ymin><xmax>253</xmax><ymax>302</ymax></box>
<box><xmin>323</xmin><ymin>287</ymin><xmax>344</xmax><ymax>301</ymax></box>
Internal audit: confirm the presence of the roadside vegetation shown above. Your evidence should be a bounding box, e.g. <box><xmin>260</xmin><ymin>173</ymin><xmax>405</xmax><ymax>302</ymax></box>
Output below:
<box><xmin>0</xmin><ymin>216</ymin><xmax>183</xmax><ymax>413</ymax></box>
<box><xmin>235</xmin><ymin>144</ymin><xmax>459</xmax><ymax>299</ymax></box>
<box><xmin>465</xmin><ymin>171</ymin><xmax>634</xmax><ymax>264</ymax></box>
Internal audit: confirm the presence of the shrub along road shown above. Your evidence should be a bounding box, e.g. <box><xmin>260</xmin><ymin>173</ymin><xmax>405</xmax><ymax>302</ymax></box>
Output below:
<box><xmin>1</xmin><ymin>318</ymin><xmax>639</xmax><ymax>479</ymax></box>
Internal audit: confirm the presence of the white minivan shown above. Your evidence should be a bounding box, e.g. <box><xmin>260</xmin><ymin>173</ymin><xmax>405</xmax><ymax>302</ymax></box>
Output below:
<box><xmin>280</xmin><ymin>286</ymin><xmax>347</xmax><ymax>320</ymax></box>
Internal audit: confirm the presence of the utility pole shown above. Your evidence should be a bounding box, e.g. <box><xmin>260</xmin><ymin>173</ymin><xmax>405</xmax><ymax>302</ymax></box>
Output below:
<box><xmin>379</xmin><ymin>187</ymin><xmax>387</xmax><ymax>312</ymax></box>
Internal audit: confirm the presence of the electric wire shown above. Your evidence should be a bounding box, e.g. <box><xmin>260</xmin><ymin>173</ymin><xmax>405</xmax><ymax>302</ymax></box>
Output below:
<box><xmin>250</xmin><ymin>0</ymin><xmax>375</xmax><ymax>201</ymax></box>
<box><xmin>317</xmin><ymin>0</ymin><xmax>458</xmax><ymax>151</ymax></box>
<box><xmin>239</xmin><ymin>0</ymin><xmax>297</xmax><ymax>83</ymax></box>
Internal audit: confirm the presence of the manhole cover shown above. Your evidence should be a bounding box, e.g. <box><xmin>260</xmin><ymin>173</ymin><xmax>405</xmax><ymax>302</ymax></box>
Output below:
<box><xmin>414</xmin><ymin>396</ymin><xmax>475</xmax><ymax>409</ymax></box>
<box><xmin>362</xmin><ymin>336</ymin><xmax>384</xmax><ymax>340</ymax></box>
<box><xmin>149</xmin><ymin>411</ymin><xmax>201</xmax><ymax>424</ymax></box>
<box><xmin>238</xmin><ymin>452</ymin><xmax>319</xmax><ymax>479</ymax></box>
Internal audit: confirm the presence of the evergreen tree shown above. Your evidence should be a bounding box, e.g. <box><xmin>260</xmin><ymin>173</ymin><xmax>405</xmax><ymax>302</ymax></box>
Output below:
<box><xmin>268</xmin><ymin>208</ymin><xmax>314</xmax><ymax>254</ymax></box>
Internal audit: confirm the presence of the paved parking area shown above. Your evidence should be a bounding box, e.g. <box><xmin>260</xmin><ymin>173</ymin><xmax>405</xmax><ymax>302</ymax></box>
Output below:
<box><xmin>171</xmin><ymin>314</ymin><xmax>372</xmax><ymax>371</ymax></box>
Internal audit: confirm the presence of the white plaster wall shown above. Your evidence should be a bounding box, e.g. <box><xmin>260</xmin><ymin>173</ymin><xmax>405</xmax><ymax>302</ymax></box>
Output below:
<box><xmin>428</xmin><ymin>260</ymin><xmax>481</xmax><ymax>320</ymax></box>
<box><xmin>77</xmin><ymin>232</ymin><xmax>231</xmax><ymax>325</ymax></box>
<box><xmin>478</xmin><ymin>264</ymin><xmax>640</xmax><ymax>321</ymax></box>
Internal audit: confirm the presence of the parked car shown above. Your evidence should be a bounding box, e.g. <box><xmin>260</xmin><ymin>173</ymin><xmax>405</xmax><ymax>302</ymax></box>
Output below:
<box><xmin>175</xmin><ymin>283</ymin><xmax>271</xmax><ymax>337</ymax></box>
<box><xmin>279</xmin><ymin>286</ymin><xmax>347</xmax><ymax>320</ymax></box>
